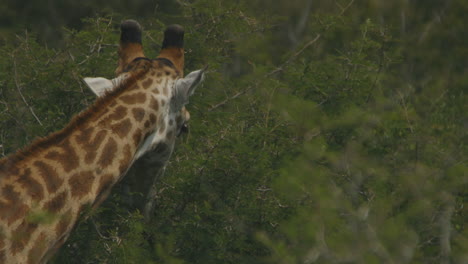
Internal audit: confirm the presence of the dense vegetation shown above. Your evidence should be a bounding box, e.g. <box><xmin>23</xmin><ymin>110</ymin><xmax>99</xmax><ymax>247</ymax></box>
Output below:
<box><xmin>0</xmin><ymin>0</ymin><xmax>466</xmax><ymax>263</ymax></box>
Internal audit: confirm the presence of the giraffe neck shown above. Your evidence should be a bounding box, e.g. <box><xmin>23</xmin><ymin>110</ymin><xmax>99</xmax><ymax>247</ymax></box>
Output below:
<box><xmin>0</xmin><ymin>62</ymin><xmax>180</xmax><ymax>263</ymax></box>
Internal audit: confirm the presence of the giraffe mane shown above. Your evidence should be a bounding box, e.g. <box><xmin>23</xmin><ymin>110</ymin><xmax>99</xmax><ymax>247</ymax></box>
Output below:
<box><xmin>0</xmin><ymin>65</ymin><xmax>151</xmax><ymax>173</ymax></box>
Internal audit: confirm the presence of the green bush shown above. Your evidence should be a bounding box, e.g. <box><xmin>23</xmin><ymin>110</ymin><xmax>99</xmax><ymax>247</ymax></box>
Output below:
<box><xmin>0</xmin><ymin>1</ymin><xmax>466</xmax><ymax>263</ymax></box>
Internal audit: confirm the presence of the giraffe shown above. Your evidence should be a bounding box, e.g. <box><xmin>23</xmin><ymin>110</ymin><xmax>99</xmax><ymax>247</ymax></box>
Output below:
<box><xmin>86</xmin><ymin>21</ymin><xmax>191</xmax><ymax>221</ymax></box>
<box><xmin>0</xmin><ymin>20</ymin><xmax>205</xmax><ymax>263</ymax></box>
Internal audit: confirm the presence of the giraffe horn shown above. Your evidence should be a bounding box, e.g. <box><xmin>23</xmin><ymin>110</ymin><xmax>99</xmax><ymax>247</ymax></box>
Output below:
<box><xmin>157</xmin><ymin>24</ymin><xmax>185</xmax><ymax>74</ymax></box>
<box><xmin>115</xmin><ymin>20</ymin><xmax>145</xmax><ymax>75</ymax></box>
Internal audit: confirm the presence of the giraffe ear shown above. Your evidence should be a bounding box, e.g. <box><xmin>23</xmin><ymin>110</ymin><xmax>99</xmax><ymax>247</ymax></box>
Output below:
<box><xmin>83</xmin><ymin>77</ymin><xmax>114</xmax><ymax>97</ymax></box>
<box><xmin>83</xmin><ymin>74</ymin><xmax>128</xmax><ymax>97</ymax></box>
<box><xmin>174</xmin><ymin>66</ymin><xmax>207</xmax><ymax>105</ymax></box>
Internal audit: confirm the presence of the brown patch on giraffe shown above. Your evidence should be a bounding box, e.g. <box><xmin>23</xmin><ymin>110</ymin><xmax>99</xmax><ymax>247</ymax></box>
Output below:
<box><xmin>111</xmin><ymin>118</ymin><xmax>132</xmax><ymax>139</ymax></box>
<box><xmin>126</xmin><ymin>82</ymin><xmax>141</xmax><ymax>92</ymax></box>
<box><xmin>75</xmin><ymin>126</ymin><xmax>94</xmax><ymax>145</ymax></box>
<box><xmin>118</xmin><ymin>144</ymin><xmax>133</xmax><ymax>174</ymax></box>
<box><xmin>17</xmin><ymin>168</ymin><xmax>44</xmax><ymax>201</ymax></box>
<box><xmin>88</xmin><ymin>130</ymin><xmax>108</xmax><ymax>151</ymax></box>
<box><xmin>133</xmin><ymin>129</ymin><xmax>143</xmax><ymax>146</ymax></box>
<box><xmin>45</xmin><ymin>139</ymin><xmax>79</xmax><ymax>173</ymax></box>
<box><xmin>149</xmin><ymin>97</ymin><xmax>159</xmax><ymax>111</ymax></box>
<box><xmin>44</xmin><ymin>150</ymin><xmax>77</xmax><ymax>173</ymax></box>
<box><xmin>97</xmin><ymin>106</ymin><xmax>127</xmax><ymax>126</ymax></box>
<box><xmin>44</xmin><ymin>190</ymin><xmax>68</xmax><ymax>213</ymax></box>
<box><xmin>2</xmin><ymin>184</ymin><xmax>20</xmax><ymax>203</ymax></box>
<box><xmin>34</xmin><ymin>161</ymin><xmax>64</xmax><ymax>193</ymax></box>
<box><xmin>69</xmin><ymin>171</ymin><xmax>95</xmax><ymax>198</ymax></box>
<box><xmin>109</xmin><ymin>106</ymin><xmax>128</xmax><ymax>121</ymax></box>
<box><xmin>6</xmin><ymin>204</ymin><xmax>29</xmax><ymax>226</ymax></box>
<box><xmin>0</xmin><ymin>160</ymin><xmax>19</xmax><ymax>178</ymax></box>
<box><xmin>76</xmin><ymin>129</ymin><xmax>108</xmax><ymax>165</ymax></box>
<box><xmin>144</xmin><ymin>120</ymin><xmax>151</xmax><ymax>128</ymax></box>
<box><xmin>98</xmin><ymin>138</ymin><xmax>117</xmax><ymax>168</ymax></box>
<box><xmin>157</xmin><ymin>72</ymin><xmax>162</xmax><ymax>77</ymax></box>
<box><xmin>27</xmin><ymin>232</ymin><xmax>47</xmax><ymax>264</ymax></box>
<box><xmin>120</xmin><ymin>92</ymin><xmax>147</xmax><ymax>105</ymax></box>
<box><xmin>44</xmin><ymin>150</ymin><xmax>60</xmax><ymax>160</ymax></box>
<box><xmin>84</xmin><ymin>153</ymin><xmax>97</xmax><ymax>165</ymax></box>
<box><xmin>149</xmin><ymin>114</ymin><xmax>157</xmax><ymax>124</ymax></box>
<box><xmin>11</xmin><ymin>220</ymin><xmax>38</xmax><ymax>255</ymax></box>
<box><xmin>55</xmin><ymin>209</ymin><xmax>73</xmax><ymax>237</ymax></box>
<box><xmin>132</xmin><ymin>108</ymin><xmax>145</xmax><ymax>122</ymax></box>
<box><xmin>142</xmin><ymin>78</ymin><xmax>154</xmax><ymax>89</ymax></box>
<box><xmin>0</xmin><ymin>185</ymin><xmax>30</xmax><ymax>225</ymax></box>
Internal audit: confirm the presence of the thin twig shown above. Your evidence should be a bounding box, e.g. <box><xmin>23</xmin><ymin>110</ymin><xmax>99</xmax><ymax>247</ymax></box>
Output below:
<box><xmin>209</xmin><ymin>88</ymin><xmax>251</xmax><ymax>111</ymax></box>
<box><xmin>209</xmin><ymin>34</ymin><xmax>321</xmax><ymax>111</ymax></box>
<box><xmin>397</xmin><ymin>90</ymin><xmax>414</xmax><ymax>133</ymax></box>
<box><xmin>339</xmin><ymin>0</ymin><xmax>356</xmax><ymax>16</ymax></box>
<box><xmin>365</xmin><ymin>40</ymin><xmax>385</xmax><ymax>103</ymax></box>
<box><xmin>91</xmin><ymin>217</ymin><xmax>111</xmax><ymax>240</ymax></box>
<box><xmin>268</xmin><ymin>34</ymin><xmax>321</xmax><ymax>77</ymax></box>
<box><xmin>12</xmin><ymin>58</ymin><xmax>43</xmax><ymax>126</ymax></box>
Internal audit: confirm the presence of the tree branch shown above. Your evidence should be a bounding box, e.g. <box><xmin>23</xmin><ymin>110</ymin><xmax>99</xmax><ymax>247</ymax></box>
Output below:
<box><xmin>338</xmin><ymin>0</ymin><xmax>356</xmax><ymax>16</ymax></box>
<box><xmin>12</xmin><ymin>57</ymin><xmax>43</xmax><ymax>126</ymax></box>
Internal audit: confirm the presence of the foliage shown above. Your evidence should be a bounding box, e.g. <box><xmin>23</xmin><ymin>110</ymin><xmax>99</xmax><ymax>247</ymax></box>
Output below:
<box><xmin>0</xmin><ymin>0</ymin><xmax>466</xmax><ymax>263</ymax></box>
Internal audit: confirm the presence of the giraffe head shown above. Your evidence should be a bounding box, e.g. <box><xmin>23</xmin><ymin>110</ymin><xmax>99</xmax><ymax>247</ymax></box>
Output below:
<box><xmin>84</xmin><ymin>20</ymin><xmax>205</xmax><ymax>159</ymax></box>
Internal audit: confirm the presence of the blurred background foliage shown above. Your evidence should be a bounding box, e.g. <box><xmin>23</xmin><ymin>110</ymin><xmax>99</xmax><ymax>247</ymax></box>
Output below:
<box><xmin>0</xmin><ymin>0</ymin><xmax>466</xmax><ymax>263</ymax></box>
